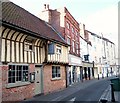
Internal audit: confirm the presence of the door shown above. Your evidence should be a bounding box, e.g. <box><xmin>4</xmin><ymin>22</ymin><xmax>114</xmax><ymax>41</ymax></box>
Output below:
<box><xmin>35</xmin><ymin>67</ymin><xmax>42</xmax><ymax>95</ymax></box>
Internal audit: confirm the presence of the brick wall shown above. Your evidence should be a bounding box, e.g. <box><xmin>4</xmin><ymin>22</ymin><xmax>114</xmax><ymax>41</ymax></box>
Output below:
<box><xmin>2</xmin><ymin>64</ymin><xmax>35</xmax><ymax>101</ymax></box>
<box><xmin>43</xmin><ymin>64</ymin><xmax>66</xmax><ymax>94</ymax></box>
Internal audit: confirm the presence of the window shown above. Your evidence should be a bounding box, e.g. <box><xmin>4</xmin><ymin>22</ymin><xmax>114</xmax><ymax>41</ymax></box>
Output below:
<box><xmin>72</xmin><ymin>27</ymin><xmax>75</xmax><ymax>33</ymax></box>
<box><xmin>76</xmin><ymin>44</ymin><xmax>79</xmax><ymax>54</ymax></box>
<box><xmin>52</xmin><ymin>66</ymin><xmax>60</xmax><ymax>78</ymax></box>
<box><xmin>94</xmin><ymin>46</ymin><xmax>96</xmax><ymax>50</ymax></box>
<box><xmin>66</xmin><ymin>22</ymin><xmax>70</xmax><ymax>29</ymax></box>
<box><xmin>106</xmin><ymin>41</ymin><xmax>108</xmax><ymax>46</ymax></box>
<box><xmin>24</xmin><ymin>36</ymin><xmax>36</xmax><ymax>51</ymax></box>
<box><xmin>75</xmin><ymin>31</ymin><xmax>78</xmax><ymax>36</ymax></box>
<box><xmin>67</xmin><ymin>37</ymin><xmax>70</xmax><ymax>45</ymax></box>
<box><xmin>25</xmin><ymin>40</ymin><xmax>34</xmax><ymax>51</ymax></box>
<box><xmin>56</xmin><ymin>45</ymin><xmax>61</xmax><ymax>54</ymax></box>
<box><xmin>111</xmin><ymin>44</ymin><xmax>112</xmax><ymax>47</ymax></box>
<box><xmin>72</xmin><ymin>41</ymin><xmax>75</xmax><ymax>52</ymax></box>
<box><xmin>8</xmin><ymin>65</ymin><xmax>29</xmax><ymax>83</ymax></box>
<box><xmin>99</xmin><ymin>58</ymin><xmax>101</xmax><ymax>63</ymax></box>
<box><xmin>48</xmin><ymin>43</ymin><xmax>55</xmax><ymax>54</ymax></box>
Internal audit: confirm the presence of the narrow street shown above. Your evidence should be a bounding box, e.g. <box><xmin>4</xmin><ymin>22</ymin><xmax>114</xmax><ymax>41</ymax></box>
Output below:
<box><xmin>23</xmin><ymin>77</ymin><xmax>111</xmax><ymax>102</ymax></box>
<box><xmin>58</xmin><ymin>78</ymin><xmax>110</xmax><ymax>102</ymax></box>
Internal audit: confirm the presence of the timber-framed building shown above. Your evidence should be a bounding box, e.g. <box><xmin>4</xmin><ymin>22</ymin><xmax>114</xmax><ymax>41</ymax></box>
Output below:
<box><xmin>0</xmin><ymin>2</ymin><xmax>68</xmax><ymax>101</ymax></box>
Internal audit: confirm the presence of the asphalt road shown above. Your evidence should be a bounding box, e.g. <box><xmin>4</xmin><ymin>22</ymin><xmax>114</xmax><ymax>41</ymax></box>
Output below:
<box><xmin>58</xmin><ymin>79</ymin><xmax>111</xmax><ymax>102</ymax></box>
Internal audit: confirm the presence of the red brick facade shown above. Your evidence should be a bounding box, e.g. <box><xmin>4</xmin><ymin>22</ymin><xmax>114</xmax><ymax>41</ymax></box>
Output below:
<box><xmin>40</xmin><ymin>7</ymin><xmax>80</xmax><ymax>57</ymax></box>
<box><xmin>43</xmin><ymin>64</ymin><xmax>66</xmax><ymax>94</ymax></box>
<box><xmin>2</xmin><ymin>64</ymin><xmax>35</xmax><ymax>101</ymax></box>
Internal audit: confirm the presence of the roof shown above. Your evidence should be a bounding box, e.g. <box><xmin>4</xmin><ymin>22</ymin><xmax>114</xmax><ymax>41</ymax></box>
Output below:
<box><xmin>86</xmin><ymin>30</ymin><xmax>115</xmax><ymax>44</ymax></box>
<box><xmin>0</xmin><ymin>2</ymin><xmax>68</xmax><ymax>45</ymax></box>
<box><xmin>80</xmin><ymin>35</ymin><xmax>92</xmax><ymax>46</ymax></box>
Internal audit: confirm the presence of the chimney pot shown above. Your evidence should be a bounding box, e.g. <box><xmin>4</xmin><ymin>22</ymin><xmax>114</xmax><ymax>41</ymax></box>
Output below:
<box><xmin>47</xmin><ymin>4</ymin><xmax>49</xmax><ymax>10</ymax></box>
<box><xmin>44</xmin><ymin>4</ymin><xmax>46</xmax><ymax>9</ymax></box>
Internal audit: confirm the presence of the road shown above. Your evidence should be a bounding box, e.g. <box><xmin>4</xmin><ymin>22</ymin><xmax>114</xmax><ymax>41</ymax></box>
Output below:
<box><xmin>23</xmin><ymin>78</ymin><xmax>112</xmax><ymax>103</ymax></box>
<box><xmin>57</xmin><ymin>79</ymin><xmax>110</xmax><ymax>102</ymax></box>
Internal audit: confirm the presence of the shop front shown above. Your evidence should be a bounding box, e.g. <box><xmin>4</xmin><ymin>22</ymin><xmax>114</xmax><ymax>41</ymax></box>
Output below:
<box><xmin>67</xmin><ymin>54</ymin><xmax>82</xmax><ymax>86</ymax></box>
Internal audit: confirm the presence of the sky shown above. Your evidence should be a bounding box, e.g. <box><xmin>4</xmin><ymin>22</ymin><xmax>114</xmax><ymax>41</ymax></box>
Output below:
<box><xmin>8</xmin><ymin>0</ymin><xmax>119</xmax><ymax>46</ymax></box>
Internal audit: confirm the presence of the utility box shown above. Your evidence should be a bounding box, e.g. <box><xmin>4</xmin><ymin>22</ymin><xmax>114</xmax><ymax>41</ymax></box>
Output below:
<box><xmin>110</xmin><ymin>77</ymin><xmax>120</xmax><ymax>91</ymax></box>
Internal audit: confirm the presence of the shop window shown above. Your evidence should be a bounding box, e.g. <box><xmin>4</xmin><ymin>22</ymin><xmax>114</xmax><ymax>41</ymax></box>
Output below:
<box><xmin>52</xmin><ymin>66</ymin><xmax>60</xmax><ymax>79</ymax></box>
<box><xmin>8</xmin><ymin>65</ymin><xmax>29</xmax><ymax>83</ymax></box>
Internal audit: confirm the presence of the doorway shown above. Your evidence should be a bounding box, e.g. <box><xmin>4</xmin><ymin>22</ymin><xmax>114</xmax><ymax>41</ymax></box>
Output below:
<box><xmin>35</xmin><ymin>66</ymin><xmax>42</xmax><ymax>95</ymax></box>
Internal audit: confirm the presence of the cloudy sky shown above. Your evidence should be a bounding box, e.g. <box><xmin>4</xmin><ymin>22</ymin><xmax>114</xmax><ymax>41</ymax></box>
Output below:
<box><xmin>9</xmin><ymin>0</ymin><xmax>119</xmax><ymax>46</ymax></box>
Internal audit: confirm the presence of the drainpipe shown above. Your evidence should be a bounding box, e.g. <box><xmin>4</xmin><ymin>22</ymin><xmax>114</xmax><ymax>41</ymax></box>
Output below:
<box><xmin>65</xmin><ymin>65</ymin><xmax>68</xmax><ymax>88</ymax></box>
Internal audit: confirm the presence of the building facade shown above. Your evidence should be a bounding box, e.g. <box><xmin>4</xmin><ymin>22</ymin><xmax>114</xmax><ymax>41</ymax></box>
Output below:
<box><xmin>39</xmin><ymin>5</ymin><xmax>82</xmax><ymax>86</ymax></box>
<box><xmin>0</xmin><ymin>2</ymin><xmax>68</xmax><ymax>101</ymax></box>
<box><xmin>87</xmin><ymin>30</ymin><xmax>116</xmax><ymax>78</ymax></box>
<box><xmin>80</xmin><ymin>23</ymin><xmax>94</xmax><ymax>80</ymax></box>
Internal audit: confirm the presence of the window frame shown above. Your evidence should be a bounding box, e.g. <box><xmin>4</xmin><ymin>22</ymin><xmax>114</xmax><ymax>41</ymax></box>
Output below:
<box><xmin>52</xmin><ymin>66</ymin><xmax>61</xmax><ymax>79</ymax></box>
<box><xmin>66</xmin><ymin>22</ymin><xmax>70</xmax><ymax>29</ymax></box>
<box><xmin>72</xmin><ymin>41</ymin><xmax>75</xmax><ymax>52</ymax></box>
<box><xmin>67</xmin><ymin>37</ymin><xmax>71</xmax><ymax>45</ymax></box>
<box><xmin>7</xmin><ymin>64</ymin><xmax>30</xmax><ymax>88</ymax></box>
<box><xmin>76</xmin><ymin>43</ymin><xmax>79</xmax><ymax>54</ymax></box>
<box><xmin>56</xmin><ymin>45</ymin><xmax>62</xmax><ymax>54</ymax></box>
<box><xmin>72</xmin><ymin>27</ymin><xmax>75</xmax><ymax>33</ymax></box>
<box><xmin>24</xmin><ymin>39</ymin><xmax>34</xmax><ymax>52</ymax></box>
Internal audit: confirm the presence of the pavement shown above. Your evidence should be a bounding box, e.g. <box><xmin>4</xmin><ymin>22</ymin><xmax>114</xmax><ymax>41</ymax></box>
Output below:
<box><xmin>99</xmin><ymin>75</ymin><xmax>120</xmax><ymax>103</ymax></box>
<box><xmin>99</xmin><ymin>85</ymin><xmax>120</xmax><ymax>102</ymax></box>
<box><xmin>22</xmin><ymin>75</ymin><xmax>120</xmax><ymax>103</ymax></box>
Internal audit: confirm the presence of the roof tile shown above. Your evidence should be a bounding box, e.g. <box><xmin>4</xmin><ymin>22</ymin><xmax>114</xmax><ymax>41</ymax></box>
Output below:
<box><xmin>1</xmin><ymin>2</ymin><xmax>67</xmax><ymax>45</ymax></box>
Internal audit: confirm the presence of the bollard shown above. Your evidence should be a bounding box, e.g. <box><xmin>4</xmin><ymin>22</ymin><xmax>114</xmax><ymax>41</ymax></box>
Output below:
<box><xmin>102</xmin><ymin>74</ymin><xmax>104</xmax><ymax>79</ymax></box>
<box><xmin>98</xmin><ymin>74</ymin><xmax>99</xmax><ymax>80</ymax></box>
<box><xmin>110</xmin><ymin>83</ymin><xmax>115</xmax><ymax>102</ymax></box>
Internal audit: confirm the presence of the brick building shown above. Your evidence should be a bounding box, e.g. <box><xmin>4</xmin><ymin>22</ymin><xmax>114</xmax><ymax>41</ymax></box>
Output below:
<box><xmin>39</xmin><ymin>5</ymin><xmax>82</xmax><ymax>86</ymax></box>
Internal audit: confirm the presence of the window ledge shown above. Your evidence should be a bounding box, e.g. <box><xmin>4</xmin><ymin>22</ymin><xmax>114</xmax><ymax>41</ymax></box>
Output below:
<box><xmin>6</xmin><ymin>82</ymin><xmax>31</xmax><ymax>88</ymax></box>
<box><xmin>51</xmin><ymin>77</ymin><xmax>61</xmax><ymax>81</ymax></box>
